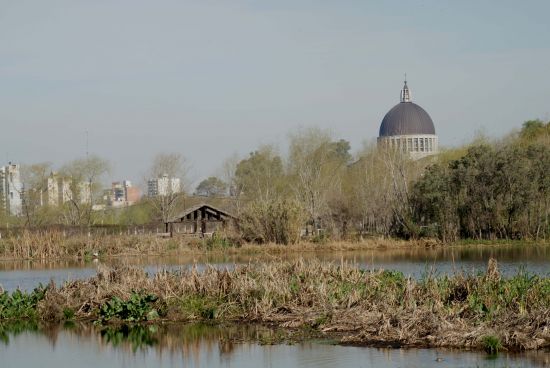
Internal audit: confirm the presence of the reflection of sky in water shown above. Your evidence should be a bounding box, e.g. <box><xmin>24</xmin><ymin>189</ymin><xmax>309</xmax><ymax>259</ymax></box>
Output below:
<box><xmin>0</xmin><ymin>329</ymin><xmax>548</xmax><ymax>368</ymax></box>
<box><xmin>1</xmin><ymin>245</ymin><xmax>549</xmax><ymax>291</ymax></box>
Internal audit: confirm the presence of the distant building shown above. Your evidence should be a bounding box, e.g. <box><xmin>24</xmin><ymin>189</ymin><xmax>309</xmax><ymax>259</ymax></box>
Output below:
<box><xmin>148</xmin><ymin>175</ymin><xmax>181</xmax><ymax>197</ymax></box>
<box><xmin>46</xmin><ymin>172</ymin><xmax>91</xmax><ymax>206</ymax></box>
<box><xmin>0</xmin><ymin>163</ymin><xmax>23</xmax><ymax>216</ymax></box>
<box><xmin>109</xmin><ymin>180</ymin><xmax>141</xmax><ymax>207</ymax></box>
<box><xmin>377</xmin><ymin>79</ymin><xmax>438</xmax><ymax>159</ymax></box>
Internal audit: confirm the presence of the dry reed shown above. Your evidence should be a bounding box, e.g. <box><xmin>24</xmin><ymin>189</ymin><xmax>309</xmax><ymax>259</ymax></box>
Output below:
<box><xmin>27</xmin><ymin>258</ymin><xmax>550</xmax><ymax>351</ymax></box>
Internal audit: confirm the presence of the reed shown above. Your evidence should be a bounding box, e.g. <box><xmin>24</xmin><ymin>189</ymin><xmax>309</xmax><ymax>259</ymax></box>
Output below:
<box><xmin>0</xmin><ymin>230</ymin><xmax>183</xmax><ymax>260</ymax></box>
<box><xmin>1</xmin><ymin>258</ymin><xmax>548</xmax><ymax>351</ymax></box>
<box><xmin>0</xmin><ymin>230</ymin><xmax>444</xmax><ymax>260</ymax></box>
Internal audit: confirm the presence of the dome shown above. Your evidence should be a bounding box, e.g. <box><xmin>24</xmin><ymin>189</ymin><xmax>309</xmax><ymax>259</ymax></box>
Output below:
<box><xmin>379</xmin><ymin>101</ymin><xmax>436</xmax><ymax>137</ymax></box>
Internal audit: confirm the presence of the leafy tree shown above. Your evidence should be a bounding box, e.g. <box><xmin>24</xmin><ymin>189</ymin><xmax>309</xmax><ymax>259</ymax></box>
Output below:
<box><xmin>234</xmin><ymin>146</ymin><xmax>284</xmax><ymax>202</ymax></box>
<box><xmin>412</xmin><ymin>140</ymin><xmax>550</xmax><ymax>240</ymax></box>
<box><xmin>195</xmin><ymin>177</ymin><xmax>227</xmax><ymax>197</ymax></box>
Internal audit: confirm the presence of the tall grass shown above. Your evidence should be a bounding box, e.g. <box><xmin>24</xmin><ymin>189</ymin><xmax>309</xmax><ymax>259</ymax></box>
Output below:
<box><xmin>0</xmin><ymin>229</ymin><xmax>450</xmax><ymax>260</ymax></box>
<box><xmin>1</xmin><ymin>258</ymin><xmax>543</xmax><ymax>351</ymax></box>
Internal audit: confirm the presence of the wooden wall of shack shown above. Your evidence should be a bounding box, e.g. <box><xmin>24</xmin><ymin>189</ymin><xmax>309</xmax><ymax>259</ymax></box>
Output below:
<box><xmin>166</xmin><ymin>205</ymin><xmax>236</xmax><ymax>237</ymax></box>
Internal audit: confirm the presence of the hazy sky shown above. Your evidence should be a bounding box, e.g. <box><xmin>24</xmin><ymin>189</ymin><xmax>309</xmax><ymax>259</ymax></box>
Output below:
<box><xmin>1</xmin><ymin>0</ymin><xmax>549</xmax><ymax>187</ymax></box>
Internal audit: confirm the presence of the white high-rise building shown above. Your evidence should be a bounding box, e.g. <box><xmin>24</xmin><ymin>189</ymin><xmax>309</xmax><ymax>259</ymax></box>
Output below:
<box><xmin>46</xmin><ymin>172</ymin><xmax>91</xmax><ymax>206</ymax></box>
<box><xmin>0</xmin><ymin>163</ymin><xmax>23</xmax><ymax>216</ymax></box>
<box><xmin>148</xmin><ymin>175</ymin><xmax>181</xmax><ymax>197</ymax></box>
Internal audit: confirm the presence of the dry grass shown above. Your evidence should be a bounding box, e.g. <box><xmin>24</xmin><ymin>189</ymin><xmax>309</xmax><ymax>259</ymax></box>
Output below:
<box><xmin>0</xmin><ymin>230</ymin><xmax>442</xmax><ymax>261</ymax></box>
<box><xmin>28</xmin><ymin>258</ymin><xmax>550</xmax><ymax>351</ymax></box>
<box><xmin>0</xmin><ymin>231</ymin><xmax>186</xmax><ymax>260</ymax></box>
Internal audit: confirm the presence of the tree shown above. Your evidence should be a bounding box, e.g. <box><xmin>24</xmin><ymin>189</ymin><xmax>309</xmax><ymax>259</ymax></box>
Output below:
<box><xmin>59</xmin><ymin>155</ymin><xmax>110</xmax><ymax>226</ymax></box>
<box><xmin>412</xmin><ymin>140</ymin><xmax>550</xmax><ymax>241</ymax></box>
<box><xmin>239</xmin><ymin>198</ymin><xmax>306</xmax><ymax>244</ymax></box>
<box><xmin>287</xmin><ymin>128</ymin><xmax>348</xmax><ymax>233</ymax></box>
<box><xmin>20</xmin><ymin>162</ymin><xmax>54</xmax><ymax>226</ymax></box>
<box><xmin>146</xmin><ymin>153</ymin><xmax>188</xmax><ymax>224</ymax></box>
<box><xmin>195</xmin><ymin>177</ymin><xmax>227</xmax><ymax>197</ymax></box>
<box><xmin>220</xmin><ymin>153</ymin><xmax>240</xmax><ymax>197</ymax></box>
<box><xmin>346</xmin><ymin>144</ymin><xmax>394</xmax><ymax>236</ymax></box>
<box><xmin>234</xmin><ymin>146</ymin><xmax>285</xmax><ymax>202</ymax></box>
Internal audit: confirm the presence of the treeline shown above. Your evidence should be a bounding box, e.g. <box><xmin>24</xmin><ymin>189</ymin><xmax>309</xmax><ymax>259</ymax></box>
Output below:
<box><xmin>3</xmin><ymin>120</ymin><xmax>549</xmax><ymax>243</ymax></box>
<box><xmin>231</xmin><ymin>121</ymin><xmax>550</xmax><ymax>242</ymax></box>
<box><xmin>412</xmin><ymin>120</ymin><xmax>550</xmax><ymax>241</ymax></box>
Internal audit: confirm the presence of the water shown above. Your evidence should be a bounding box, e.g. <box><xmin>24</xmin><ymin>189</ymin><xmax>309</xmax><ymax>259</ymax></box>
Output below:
<box><xmin>1</xmin><ymin>245</ymin><xmax>550</xmax><ymax>367</ymax></box>
<box><xmin>1</xmin><ymin>244</ymin><xmax>549</xmax><ymax>291</ymax></box>
<box><xmin>1</xmin><ymin>323</ymin><xmax>548</xmax><ymax>368</ymax></box>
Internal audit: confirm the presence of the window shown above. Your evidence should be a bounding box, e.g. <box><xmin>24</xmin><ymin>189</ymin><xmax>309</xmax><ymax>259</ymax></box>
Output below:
<box><xmin>414</xmin><ymin>138</ymin><xmax>419</xmax><ymax>151</ymax></box>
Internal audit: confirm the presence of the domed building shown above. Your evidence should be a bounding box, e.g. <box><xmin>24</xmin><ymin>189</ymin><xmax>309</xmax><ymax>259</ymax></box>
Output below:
<box><xmin>377</xmin><ymin>80</ymin><xmax>438</xmax><ymax>159</ymax></box>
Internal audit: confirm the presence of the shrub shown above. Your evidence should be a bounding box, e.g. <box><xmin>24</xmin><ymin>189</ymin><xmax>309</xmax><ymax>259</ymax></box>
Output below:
<box><xmin>239</xmin><ymin>199</ymin><xmax>306</xmax><ymax>244</ymax></box>
<box><xmin>482</xmin><ymin>335</ymin><xmax>502</xmax><ymax>355</ymax></box>
<box><xmin>97</xmin><ymin>292</ymin><xmax>159</xmax><ymax>324</ymax></box>
<box><xmin>0</xmin><ymin>286</ymin><xmax>47</xmax><ymax>320</ymax></box>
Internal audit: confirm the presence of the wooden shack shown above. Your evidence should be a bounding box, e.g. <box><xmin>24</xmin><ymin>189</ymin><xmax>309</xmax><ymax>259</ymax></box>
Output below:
<box><xmin>165</xmin><ymin>203</ymin><xmax>236</xmax><ymax>237</ymax></box>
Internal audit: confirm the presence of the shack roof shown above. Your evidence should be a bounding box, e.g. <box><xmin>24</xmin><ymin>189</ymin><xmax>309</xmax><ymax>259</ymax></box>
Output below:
<box><xmin>167</xmin><ymin>203</ymin><xmax>236</xmax><ymax>223</ymax></box>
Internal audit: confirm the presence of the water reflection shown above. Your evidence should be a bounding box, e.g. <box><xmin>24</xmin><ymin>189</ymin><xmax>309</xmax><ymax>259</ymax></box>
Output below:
<box><xmin>0</xmin><ymin>321</ymin><xmax>549</xmax><ymax>367</ymax></box>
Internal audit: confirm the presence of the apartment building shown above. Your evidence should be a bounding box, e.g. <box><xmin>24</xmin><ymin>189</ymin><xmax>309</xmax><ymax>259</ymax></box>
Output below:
<box><xmin>0</xmin><ymin>163</ymin><xmax>23</xmax><ymax>216</ymax></box>
<box><xmin>147</xmin><ymin>175</ymin><xmax>181</xmax><ymax>197</ymax></box>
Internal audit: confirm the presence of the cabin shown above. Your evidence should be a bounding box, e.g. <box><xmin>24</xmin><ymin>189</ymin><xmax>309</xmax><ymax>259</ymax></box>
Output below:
<box><xmin>165</xmin><ymin>203</ymin><xmax>237</xmax><ymax>237</ymax></box>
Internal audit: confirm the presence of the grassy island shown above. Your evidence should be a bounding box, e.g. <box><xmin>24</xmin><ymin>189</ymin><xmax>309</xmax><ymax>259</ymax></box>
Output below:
<box><xmin>1</xmin><ymin>259</ymin><xmax>549</xmax><ymax>352</ymax></box>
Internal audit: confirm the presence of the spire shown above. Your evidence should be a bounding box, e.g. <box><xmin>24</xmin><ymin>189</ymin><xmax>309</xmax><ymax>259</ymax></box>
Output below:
<box><xmin>400</xmin><ymin>75</ymin><xmax>411</xmax><ymax>102</ymax></box>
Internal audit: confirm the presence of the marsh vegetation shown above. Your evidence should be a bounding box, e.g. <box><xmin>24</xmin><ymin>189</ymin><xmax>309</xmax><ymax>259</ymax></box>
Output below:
<box><xmin>1</xmin><ymin>258</ymin><xmax>549</xmax><ymax>352</ymax></box>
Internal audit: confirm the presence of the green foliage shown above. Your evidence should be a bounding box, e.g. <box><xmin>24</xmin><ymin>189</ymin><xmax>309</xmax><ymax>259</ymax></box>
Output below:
<box><xmin>0</xmin><ymin>286</ymin><xmax>47</xmax><ymax>320</ymax></box>
<box><xmin>100</xmin><ymin>324</ymin><xmax>158</xmax><ymax>351</ymax></box>
<box><xmin>482</xmin><ymin>335</ymin><xmax>502</xmax><ymax>355</ymax></box>
<box><xmin>412</xmin><ymin>134</ymin><xmax>550</xmax><ymax>240</ymax></box>
<box><xmin>235</xmin><ymin>146</ymin><xmax>285</xmax><ymax>201</ymax></box>
<box><xmin>63</xmin><ymin>307</ymin><xmax>75</xmax><ymax>320</ymax></box>
<box><xmin>195</xmin><ymin>177</ymin><xmax>227</xmax><ymax>197</ymax></box>
<box><xmin>520</xmin><ymin>119</ymin><xmax>550</xmax><ymax>142</ymax></box>
<box><xmin>179</xmin><ymin>295</ymin><xmax>220</xmax><ymax>320</ymax></box>
<box><xmin>204</xmin><ymin>233</ymin><xmax>240</xmax><ymax>250</ymax></box>
<box><xmin>0</xmin><ymin>320</ymin><xmax>39</xmax><ymax>344</ymax></box>
<box><xmin>97</xmin><ymin>292</ymin><xmax>159</xmax><ymax>323</ymax></box>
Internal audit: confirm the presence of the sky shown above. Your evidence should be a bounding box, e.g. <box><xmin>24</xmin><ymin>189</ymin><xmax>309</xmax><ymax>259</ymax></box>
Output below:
<box><xmin>1</xmin><ymin>0</ymin><xmax>549</xmax><ymax>188</ymax></box>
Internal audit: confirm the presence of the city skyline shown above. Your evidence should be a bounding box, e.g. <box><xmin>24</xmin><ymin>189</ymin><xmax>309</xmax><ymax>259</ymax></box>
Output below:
<box><xmin>1</xmin><ymin>1</ymin><xmax>549</xmax><ymax>185</ymax></box>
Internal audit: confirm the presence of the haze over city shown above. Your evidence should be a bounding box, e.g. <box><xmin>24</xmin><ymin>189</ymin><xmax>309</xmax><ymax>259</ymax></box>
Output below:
<box><xmin>1</xmin><ymin>0</ymin><xmax>549</xmax><ymax>186</ymax></box>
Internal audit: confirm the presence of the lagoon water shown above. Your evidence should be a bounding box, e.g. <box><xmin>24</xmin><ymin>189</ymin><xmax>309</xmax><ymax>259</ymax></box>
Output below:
<box><xmin>1</xmin><ymin>244</ymin><xmax>549</xmax><ymax>292</ymax></box>
<box><xmin>1</xmin><ymin>323</ymin><xmax>549</xmax><ymax>368</ymax></box>
<box><xmin>1</xmin><ymin>245</ymin><xmax>550</xmax><ymax>367</ymax></box>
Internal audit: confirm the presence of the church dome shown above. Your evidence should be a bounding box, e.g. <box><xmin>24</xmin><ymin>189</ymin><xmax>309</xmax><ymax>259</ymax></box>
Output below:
<box><xmin>378</xmin><ymin>81</ymin><xmax>436</xmax><ymax>137</ymax></box>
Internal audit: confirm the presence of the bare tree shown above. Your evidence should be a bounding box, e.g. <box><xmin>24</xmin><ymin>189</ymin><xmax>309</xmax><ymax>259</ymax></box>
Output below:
<box><xmin>59</xmin><ymin>156</ymin><xmax>110</xmax><ymax>226</ymax></box>
<box><xmin>378</xmin><ymin>145</ymin><xmax>427</xmax><ymax>237</ymax></box>
<box><xmin>288</xmin><ymin>127</ymin><xmax>347</xmax><ymax>233</ymax></box>
<box><xmin>20</xmin><ymin>162</ymin><xmax>53</xmax><ymax>226</ymax></box>
<box><xmin>145</xmin><ymin>153</ymin><xmax>189</xmax><ymax>225</ymax></box>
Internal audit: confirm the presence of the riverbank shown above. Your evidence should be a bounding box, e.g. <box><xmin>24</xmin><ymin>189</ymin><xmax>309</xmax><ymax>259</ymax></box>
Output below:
<box><xmin>1</xmin><ymin>230</ymin><xmax>548</xmax><ymax>261</ymax></box>
<box><xmin>1</xmin><ymin>259</ymin><xmax>549</xmax><ymax>352</ymax></box>
<box><xmin>0</xmin><ymin>231</ymin><xmax>437</xmax><ymax>260</ymax></box>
